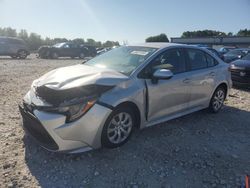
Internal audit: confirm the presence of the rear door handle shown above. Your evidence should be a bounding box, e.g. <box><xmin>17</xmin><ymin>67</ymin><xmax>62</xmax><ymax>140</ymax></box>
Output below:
<box><xmin>183</xmin><ymin>78</ymin><xmax>190</xmax><ymax>84</ymax></box>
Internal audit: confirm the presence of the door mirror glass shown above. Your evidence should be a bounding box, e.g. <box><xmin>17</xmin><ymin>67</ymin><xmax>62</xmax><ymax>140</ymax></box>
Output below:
<box><xmin>153</xmin><ymin>69</ymin><xmax>173</xmax><ymax>80</ymax></box>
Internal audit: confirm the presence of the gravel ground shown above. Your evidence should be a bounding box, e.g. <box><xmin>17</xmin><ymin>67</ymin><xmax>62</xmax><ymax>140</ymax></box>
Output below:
<box><xmin>0</xmin><ymin>55</ymin><xmax>250</xmax><ymax>188</ymax></box>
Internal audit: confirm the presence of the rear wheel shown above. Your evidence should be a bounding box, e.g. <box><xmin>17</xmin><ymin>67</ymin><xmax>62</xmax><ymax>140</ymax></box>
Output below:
<box><xmin>209</xmin><ymin>86</ymin><xmax>226</xmax><ymax>113</ymax></box>
<box><xmin>11</xmin><ymin>55</ymin><xmax>17</xmax><ymax>59</ymax></box>
<box><xmin>101</xmin><ymin>106</ymin><xmax>135</xmax><ymax>148</ymax></box>
<box><xmin>17</xmin><ymin>50</ymin><xmax>28</xmax><ymax>59</ymax></box>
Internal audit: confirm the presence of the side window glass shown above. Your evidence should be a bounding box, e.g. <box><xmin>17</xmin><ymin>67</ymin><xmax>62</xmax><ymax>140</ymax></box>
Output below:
<box><xmin>206</xmin><ymin>54</ymin><xmax>217</xmax><ymax>67</ymax></box>
<box><xmin>187</xmin><ymin>49</ymin><xmax>207</xmax><ymax>70</ymax></box>
<box><xmin>152</xmin><ymin>49</ymin><xmax>186</xmax><ymax>74</ymax></box>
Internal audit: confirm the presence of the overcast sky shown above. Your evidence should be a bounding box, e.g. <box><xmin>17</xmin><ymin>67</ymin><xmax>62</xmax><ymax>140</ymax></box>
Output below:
<box><xmin>0</xmin><ymin>0</ymin><xmax>250</xmax><ymax>43</ymax></box>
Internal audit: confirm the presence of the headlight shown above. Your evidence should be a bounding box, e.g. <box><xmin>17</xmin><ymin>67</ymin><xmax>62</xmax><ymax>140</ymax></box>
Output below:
<box><xmin>49</xmin><ymin>99</ymin><xmax>96</xmax><ymax>122</ymax></box>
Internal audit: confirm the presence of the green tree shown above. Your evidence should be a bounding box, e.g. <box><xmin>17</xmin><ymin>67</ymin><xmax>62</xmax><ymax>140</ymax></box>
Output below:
<box><xmin>0</xmin><ymin>27</ymin><xmax>17</xmax><ymax>37</ymax></box>
<box><xmin>18</xmin><ymin>29</ymin><xmax>29</xmax><ymax>42</ymax></box>
<box><xmin>27</xmin><ymin>33</ymin><xmax>43</xmax><ymax>50</ymax></box>
<box><xmin>103</xmin><ymin>40</ymin><xmax>119</xmax><ymax>47</ymax></box>
<box><xmin>86</xmin><ymin>38</ymin><xmax>96</xmax><ymax>46</ymax></box>
<box><xmin>181</xmin><ymin>30</ymin><xmax>227</xmax><ymax>38</ymax></box>
<box><xmin>237</xmin><ymin>29</ymin><xmax>250</xmax><ymax>37</ymax></box>
<box><xmin>145</xmin><ymin>33</ymin><xmax>169</xmax><ymax>42</ymax></box>
<box><xmin>72</xmin><ymin>38</ymin><xmax>85</xmax><ymax>45</ymax></box>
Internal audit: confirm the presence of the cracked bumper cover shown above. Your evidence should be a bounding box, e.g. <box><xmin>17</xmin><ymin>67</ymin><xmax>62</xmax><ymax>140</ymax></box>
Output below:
<box><xmin>19</xmin><ymin>103</ymin><xmax>112</xmax><ymax>153</ymax></box>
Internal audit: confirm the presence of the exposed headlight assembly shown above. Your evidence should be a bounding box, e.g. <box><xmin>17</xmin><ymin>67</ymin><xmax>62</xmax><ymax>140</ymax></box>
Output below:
<box><xmin>46</xmin><ymin>99</ymin><xmax>96</xmax><ymax>122</ymax></box>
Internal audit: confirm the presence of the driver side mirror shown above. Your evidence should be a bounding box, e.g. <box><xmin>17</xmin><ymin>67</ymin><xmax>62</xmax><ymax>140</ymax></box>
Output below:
<box><xmin>152</xmin><ymin>69</ymin><xmax>173</xmax><ymax>83</ymax></box>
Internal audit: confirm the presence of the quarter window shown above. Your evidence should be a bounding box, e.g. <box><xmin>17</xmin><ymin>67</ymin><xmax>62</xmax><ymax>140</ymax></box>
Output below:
<box><xmin>206</xmin><ymin>54</ymin><xmax>217</xmax><ymax>67</ymax></box>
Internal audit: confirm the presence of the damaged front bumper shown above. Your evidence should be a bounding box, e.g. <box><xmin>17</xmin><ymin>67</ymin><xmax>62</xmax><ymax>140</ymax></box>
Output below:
<box><xmin>19</xmin><ymin>101</ymin><xmax>112</xmax><ymax>153</ymax></box>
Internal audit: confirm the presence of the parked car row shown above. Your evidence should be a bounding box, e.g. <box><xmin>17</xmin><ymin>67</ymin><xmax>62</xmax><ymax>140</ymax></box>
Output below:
<box><xmin>222</xmin><ymin>48</ymin><xmax>250</xmax><ymax>63</ymax></box>
<box><xmin>37</xmin><ymin>42</ymin><xmax>97</xmax><ymax>59</ymax></box>
<box><xmin>0</xmin><ymin>36</ymin><xmax>106</xmax><ymax>59</ymax></box>
<box><xmin>229</xmin><ymin>53</ymin><xmax>250</xmax><ymax>87</ymax></box>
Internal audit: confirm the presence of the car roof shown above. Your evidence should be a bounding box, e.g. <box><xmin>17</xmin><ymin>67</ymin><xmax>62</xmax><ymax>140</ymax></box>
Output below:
<box><xmin>129</xmin><ymin>42</ymin><xmax>185</xmax><ymax>49</ymax></box>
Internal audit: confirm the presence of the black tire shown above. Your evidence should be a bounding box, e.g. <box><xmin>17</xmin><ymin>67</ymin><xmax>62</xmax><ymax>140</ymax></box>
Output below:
<box><xmin>17</xmin><ymin>50</ymin><xmax>28</xmax><ymax>59</ymax></box>
<box><xmin>101</xmin><ymin>106</ymin><xmax>135</xmax><ymax>148</ymax></box>
<box><xmin>209</xmin><ymin>86</ymin><xmax>226</xmax><ymax>113</ymax></box>
<box><xmin>51</xmin><ymin>52</ymin><xmax>58</xmax><ymax>59</ymax></box>
<box><xmin>79</xmin><ymin>52</ymin><xmax>85</xmax><ymax>59</ymax></box>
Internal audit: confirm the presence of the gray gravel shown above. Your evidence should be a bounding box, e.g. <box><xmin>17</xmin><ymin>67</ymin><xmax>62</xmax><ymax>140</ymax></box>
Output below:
<box><xmin>0</xmin><ymin>55</ymin><xmax>250</xmax><ymax>188</ymax></box>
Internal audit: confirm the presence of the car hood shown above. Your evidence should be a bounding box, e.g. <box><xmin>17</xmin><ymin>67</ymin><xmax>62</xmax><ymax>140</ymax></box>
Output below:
<box><xmin>230</xmin><ymin>59</ymin><xmax>250</xmax><ymax>70</ymax></box>
<box><xmin>31</xmin><ymin>64</ymin><xmax>128</xmax><ymax>106</ymax></box>
<box><xmin>224</xmin><ymin>54</ymin><xmax>239</xmax><ymax>58</ymax></box>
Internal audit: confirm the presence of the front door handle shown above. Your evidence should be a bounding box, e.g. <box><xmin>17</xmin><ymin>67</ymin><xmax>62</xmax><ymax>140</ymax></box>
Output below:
<box><xmin>208</xmin><ymin>72</ymin><xmax>215</xmax><ymax>77</ymax></box>
<box><xmin>183</xmin><ymin>78</ymin><xmax>190</xmax><ymax>84</ymax></box>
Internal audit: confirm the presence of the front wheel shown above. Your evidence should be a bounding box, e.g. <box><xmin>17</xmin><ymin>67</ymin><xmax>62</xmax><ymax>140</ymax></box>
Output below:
<box><xmin>209</xmin><ymin>87</ymin><xmax>226</xmax><ymax>113</ymax></box>
<box><xmin>79</xmin><ymin>52</ymin><xmax>85</xmax><ymax>59</ymax></box>
<box><xmin>101</xmin><ymin>106</ymin><xmax>135</xmax><ymax>148</ymax></box>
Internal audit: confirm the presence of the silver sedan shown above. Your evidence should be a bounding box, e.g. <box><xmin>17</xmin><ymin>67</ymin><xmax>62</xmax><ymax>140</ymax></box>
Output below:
<box><xmin>19</xmin><ymin>43</ymin><xmax>232</xmax><ymax>153</ymax></box>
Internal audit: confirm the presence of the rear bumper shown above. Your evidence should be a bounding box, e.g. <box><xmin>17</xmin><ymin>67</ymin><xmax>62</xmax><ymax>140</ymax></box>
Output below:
<box><xmin>19</xmin><ymin>103</ymin><xmax>112</xmax><ymax>153</ymax></box>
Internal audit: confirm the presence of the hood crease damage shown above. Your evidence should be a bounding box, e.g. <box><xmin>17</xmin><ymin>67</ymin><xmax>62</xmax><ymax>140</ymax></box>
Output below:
<box><xmin>32</xmin><ymin>64</ymin><xmax>128</xmax><ymax>106</ymax></box>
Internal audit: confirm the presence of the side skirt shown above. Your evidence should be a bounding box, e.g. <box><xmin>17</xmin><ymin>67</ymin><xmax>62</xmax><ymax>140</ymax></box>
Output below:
<box><xmin>144</xmin><ymin>105</ymin><xmax>207</xmax><ymax>128</ymax></box>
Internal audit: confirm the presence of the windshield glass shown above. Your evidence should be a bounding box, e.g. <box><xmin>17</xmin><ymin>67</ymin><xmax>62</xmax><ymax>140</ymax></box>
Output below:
<box><xmin>53</xmin><ymin>43</ymin><xmax>65</xmax><ymax>48</ymax></box>
<box><xmin>85</xmin><ymin>46</ymin><xmax>157</xmax><ymax>75</ymax></box>
<box><xmin>242</xmin><ymin>53</ymin><xmax>250</xmax><ymax>60</ymax></box>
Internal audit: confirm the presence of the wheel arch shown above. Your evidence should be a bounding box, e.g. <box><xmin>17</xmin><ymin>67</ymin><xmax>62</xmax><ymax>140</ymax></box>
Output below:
<box><xmin>209</xmin><ymin>82</ymin><xmax>229</xmax><ymax>103</ymax></box>
<box><xmin>215</xmin><ymin>82</ymin><xmax>228</xmax><ymax>99</ymax></box>
<box><xmin>114</xmin><ymin>101</ymin><xmax>141</xmax><ymax>129</ymax></box>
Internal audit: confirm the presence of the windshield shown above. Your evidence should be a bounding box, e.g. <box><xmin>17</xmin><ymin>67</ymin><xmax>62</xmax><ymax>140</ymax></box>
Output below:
<box><xmin>242</xmin><ymin>53</ymin><xmax>250</xmax><ymax>60</ymax></box>
<box><xmin>53</xmin><ymin>43</ymin><xmax>65</xmax><ymax>48</ymax></box>
<box><xmin>85</xmin><ymin>46</ymin><xmax>157</xmax><ymax>75</ymax></box>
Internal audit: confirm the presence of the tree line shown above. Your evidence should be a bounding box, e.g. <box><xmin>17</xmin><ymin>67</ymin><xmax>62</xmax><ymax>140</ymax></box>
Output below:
<box><xmin>181</xmin><ymin>29</ymin><xmax>250</xmax><ymax>38</ymax></box>
<box><xmin>146</xmin><ymin>29</ymin><xmax>250</xmax><ymax>42</ymax></box>
<box><xmin>0</xmin><ymin>27</ymin><xmax>120</xmax><ymax>51</ymax></box>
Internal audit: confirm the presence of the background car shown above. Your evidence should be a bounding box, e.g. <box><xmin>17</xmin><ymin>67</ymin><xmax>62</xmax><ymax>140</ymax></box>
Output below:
<box><xmin>218</xmin><ymin>46</ymin><xmax>237</xmax><ymax>56</ymax></box>
<box><xmin>0</xmin><ymin>36</ymin><xmax>30</xmax><ymax>59</ymax></box>
<box><xmin>229</xmin><ymin>53</ymin><xmax>250</xmax><ymax>87</ymax></box>
<box><xmin>223</xmin><ymin>48</ymin><xmax>250</xmax><ymax>63</ymax></box>
<box><xmin>37</xmin><ymin>42</ymin><xmax>96</xmax><ymax>59</ymax></box>
<box><xmin>202</xmin><ymin>47</ymin><xmax>223</xmax><ymax>59</ymax></box>
<box><xmin>96</xmin><ymin>47</ymin><xmax>112</xmax><ymax>55</ymax></box>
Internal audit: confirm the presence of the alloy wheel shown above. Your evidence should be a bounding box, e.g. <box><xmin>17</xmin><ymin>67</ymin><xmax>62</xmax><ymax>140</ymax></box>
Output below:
<box><xmin>107</xmin><ymin>112</ymin><xmax>133</xmax><ymax>144</ymax></box>
<box><xmin>212</xmin><ymin>89</ymin><xmax>225</xmax><ymax>111</ymax></box>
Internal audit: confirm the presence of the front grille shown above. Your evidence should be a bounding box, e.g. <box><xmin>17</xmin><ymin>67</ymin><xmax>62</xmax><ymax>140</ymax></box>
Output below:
<box><xmin>19</xmin><ymin>105</ymin><xmax>58</xmax><ymax>150</ymax></box>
